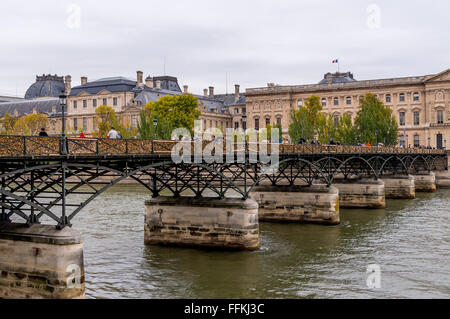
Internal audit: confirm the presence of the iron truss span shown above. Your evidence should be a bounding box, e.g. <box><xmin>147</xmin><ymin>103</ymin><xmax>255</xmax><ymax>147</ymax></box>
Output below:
<box><xmin>0</xmin><ymin>135</ymin><xmax>447</xmax><ymax>228</ymax></box>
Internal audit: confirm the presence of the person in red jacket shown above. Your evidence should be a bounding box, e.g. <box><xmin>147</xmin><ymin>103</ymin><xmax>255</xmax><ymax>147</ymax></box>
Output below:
<box><xmin>80</xmin><ymin>132</ymin><xmax>86</xmax><ymax>138</ymax></box>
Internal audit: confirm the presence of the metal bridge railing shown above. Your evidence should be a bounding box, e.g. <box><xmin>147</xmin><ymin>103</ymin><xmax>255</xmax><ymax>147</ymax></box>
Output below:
<box><xmin>0</xmin><ymin>135</ymin><xmax>446</xmax><ymax>157</ymax></box>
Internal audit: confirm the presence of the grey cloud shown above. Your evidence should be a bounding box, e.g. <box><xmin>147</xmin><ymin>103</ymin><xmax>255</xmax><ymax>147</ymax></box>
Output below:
<box><xmin>0</xmin><ymin>0</ymin><xmax>448</xmax><ymax>97</ymax></box>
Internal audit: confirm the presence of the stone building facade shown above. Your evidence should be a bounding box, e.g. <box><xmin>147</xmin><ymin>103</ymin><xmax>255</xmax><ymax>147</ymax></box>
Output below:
<box><xmin>58</xmin><ymin>71</ymin><xmax>245</xmax><ymax>136</ymax></box>
<box><xmin>244</xmin><ymin>69</ymin><xmax>450</xmax><ymax>148</ymax></box>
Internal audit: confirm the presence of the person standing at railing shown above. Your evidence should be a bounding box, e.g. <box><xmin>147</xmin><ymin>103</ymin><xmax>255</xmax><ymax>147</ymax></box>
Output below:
<box><xmin>39</xmin><ymin>128</ymin><xmax>48</xmax><ymax>137</ymax></box>
<box><xmin>79</xmin><ymin>132</ymin><xmax>86</xmax><ymax>138</ymax></box>
<box><xmin>107</xmin><ymin>127</ymin><xmax>119</xmax><ymax>139</ymax></box>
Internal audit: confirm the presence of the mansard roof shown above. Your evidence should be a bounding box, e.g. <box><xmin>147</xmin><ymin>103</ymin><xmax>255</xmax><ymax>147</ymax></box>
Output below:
<box><xmin>0</xmin><ymin>97</ymin><xmax>60</xmax><ymax>118</ymax></box>
<box><xmin>70</xmin><ymin>77</ymin><xmax>137</xmax><ymax>96</ymax></box>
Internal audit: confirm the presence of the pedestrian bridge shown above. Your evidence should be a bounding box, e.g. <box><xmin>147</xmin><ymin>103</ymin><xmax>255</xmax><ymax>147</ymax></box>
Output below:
<box><xmin>0</xmin><ymin>135</ymin><xmax>447</xmax><ymax>228</ymax></box>
<box><xmin>0</xmin><ymin>135</ymin><xmax>448</xmax><ymax>298</ymax></box>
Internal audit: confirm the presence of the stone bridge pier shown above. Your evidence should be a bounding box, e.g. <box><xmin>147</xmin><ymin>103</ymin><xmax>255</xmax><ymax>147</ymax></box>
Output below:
<box><xmin>144</xmin><ymin>197</ymin><xmax>260</xmax><ymax>251</ymax></box>
<box><xmin>412</xmin><ymin>172</ymin><xmax>437</xmax><ymax>192</ymax></box>
<box><xmin>332</xmin><ymin>178</ymin><xmax>386</xmax><ymax>209</ymax></box>
<box><xmin>381</xmin><ymin>175</ymin><xmax>416</xmax><ymax>199</ymax></box>
<box><xmin>435</xmin><ymin>170</ymin><xmax>450</xmax><ymax>188</ymax></box>
<box><xmin>250</xmin><ymin>184</ymin><xmax>340</xmax><ymax>225</ymax></box>
<box><xmin>0</xmin><ymin>223</ymin><xmax>85</xmax><ymax>299</ymax></box>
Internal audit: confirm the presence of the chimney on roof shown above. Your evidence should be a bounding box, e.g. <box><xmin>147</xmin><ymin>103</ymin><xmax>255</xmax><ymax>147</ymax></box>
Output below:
<box><xmin>81</xmin><ymin>76</ymin><xmax>87</xmax><ymax>85</ymax></box>
<box><xmin>64</xmin><ymin>75</ymin><xmax>72</xmax><ymax>95</ymax></box>
<box><xmin>234</xmin><ymin>84</ymin><xmax>240</xmax><ymax>102</ymax></box>
<box><xmin>183</xmin><ymin>85</ymin><xmax>188</xmax><ymax>94</ymax></box>
<box><xmin>209</xmin><ymin>86</ymin><xmax>214</xmax><ymax>99</ymax></box>
<box><xmin>156</xmin><ymin>80</ymin><xmax>161</xmax><ymax>89</ymax></box>
<box><xmin>146</xmin><ymin>77</ymin><xmax>153</xmax><ymax>88</ymax></box>
<box><xmin>137</xmin><ymin>71</ymin><xmax>144</xmax><ymax>87</ymax></box>
<box><xmin>203</xmin><ymin>89</ymin><xmax>208</xmax><ymax>97</ymax></box>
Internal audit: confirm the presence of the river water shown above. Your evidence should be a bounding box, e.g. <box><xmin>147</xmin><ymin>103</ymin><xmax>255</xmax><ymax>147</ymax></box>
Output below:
<box><xmin>69</xmin><ymin>186</ymin><xmax>449</xmax><ymax>299</ymax></box>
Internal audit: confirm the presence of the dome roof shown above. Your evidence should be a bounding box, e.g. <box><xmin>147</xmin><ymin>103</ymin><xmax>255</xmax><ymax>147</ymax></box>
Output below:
<box><xmin>319</xmin><ymin>72</ymin><xmax>357</xmax><ymax>85</ymax></box>
<box><xmin>25</xmin><ymin>74</ymin><xmax>65</xmax><ymax>99</ymax></box>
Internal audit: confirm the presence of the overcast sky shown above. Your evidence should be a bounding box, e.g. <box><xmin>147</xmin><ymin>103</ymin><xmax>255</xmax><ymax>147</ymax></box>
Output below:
<box><xmin>0</xmin><ymin>0</ymin><xmax>449</xmax><ymax>97</ymax></box>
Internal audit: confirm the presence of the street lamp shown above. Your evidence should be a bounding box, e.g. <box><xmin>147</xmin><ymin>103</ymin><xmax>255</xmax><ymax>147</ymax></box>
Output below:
<box><xmin>375</xmin><ymin>130</ymin><xmax>378</xmax><ymax>152</ymax></box>
<box><xmin>59</xmin><ymin>94</ymin><xmax>68</xmax><ymax>155</ymax></box>
<box><xmin>153</xmin><ymin>118</ymin><xmax>158</xmax><ymax>140</ymax></box>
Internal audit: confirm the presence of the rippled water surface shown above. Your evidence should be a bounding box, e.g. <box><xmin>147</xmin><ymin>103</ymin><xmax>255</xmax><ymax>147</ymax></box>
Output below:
<box><xmin>70</xmin><ymin>186</ymin><xmax>450</xmax><ymax>299</ymax></box>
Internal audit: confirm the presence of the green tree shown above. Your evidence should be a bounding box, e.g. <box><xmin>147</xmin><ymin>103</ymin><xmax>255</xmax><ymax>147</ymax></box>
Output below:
<box><xmin>13</xmin><ymin>114</ymin><xmax>48</xmax><ymax>136</ymax></box>
<box><xmin>0</xmin><ymin>112</ymin><xmax>18</xmax><ymax>134</ymax></box>
<box><xmin>317</xmin><ymin>113</ymin><xmax>338</xmax><ymax>144</ymax></box>
<box><xmin>289</xmin><ymin>107</ymin><xmax>315</xmax><ymax>143</ymax></box>
<box><xmin>144</xmin><ymin>94</ymin><xmax>201</xmax><ymax>134</ymax></box>
<box><xmin>274</xmin><ymin>123</ymin><xmax>283</xmax><ymax>142</ymax></box>
<box><xmin>336</xmin><ymin>113</ymin><xmax>357</xmax><ymax>145</ymax></box>
<box><xmin>94</xmin><ymin>105</ymin><xmax>118</xmax><ymax>137</ymax></box>
<box><xmin>289</xmin><ymin>95</ymin><xmax>323</xmax><ymax>143</ymax></box>
<box><xmin>137</xmin><ymin>105</ymin><xmax>174</xmax><ymax>140</ymax></box>
<box><xmin>303</xmin><ymin>95</ymin><xmax>323</xmax><ymax>129</ymax></box>
<box><xmin>354</xmin><ymin>93</ymin><xmax>398</xmax><ymax>145</ymax></box>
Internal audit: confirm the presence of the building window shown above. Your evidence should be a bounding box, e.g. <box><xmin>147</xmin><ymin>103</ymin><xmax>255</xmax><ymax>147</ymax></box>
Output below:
<box><xmin>203</xmin><ymin>120</ymin><xmax>207</xmax><ymax>129</ymax></box>
<box><xmin>334</xmin><ymin>97</ymin><xmax>339</xmax><ymax>106</ymax></box>
<box><xmin>276</xmin><ymin>117</ymin><xmax>281</xmax><ymax>125</ymax></box>
<box><xmin>265</xmin><ymin>118</ymin><xmax>270</xmax><ymax>126</ymax></box>
<box><xmin>242</xmin><ymin>108</ymin><xmax>246</xmax><ymax>115</ymax></box>
<box><xmin>414</xmin><ymin>135</ymin><xmax>420</xmax><ymax>147</ymax></box>
<box><xmin>234</xmin><ymin>108</ymin><xmax>239</xmax><ymax>114</ymax></box>
<box><xmin>255</xmin><ymin>119</ymin><xmax>259</xmax><ymax>131</ymax></box>
<box><xmin>413</xmin><ymin>92</ymin><xmax>419</xmax><ymax>102</ymax></box>
<box><xmin>210</xmin><ymin>120</ymin><xmax>212</xmax><ymax>128</ymax></box>
<box><xmin>321</xmin><ymin>98</ymin><xmax>327</xmax><ymax>107</ymax></box>
<box><xmin>103</xmin><ymin>98</ymin><xmax>107</xmax><ymax>106</ymax></box>
<box><xmin>83</xmin><ymin>100</ymin><xmax>87</xmax><ymax>108</ymax></box>
<box><xmin>437</xmin><ymin>110</ymin><xmax>444</xmax><ymax>124</ymax></box>
<box><xmin>215</xmin><ymin>121</ymin><xmax>218</xmax><ymax>128</ymax></box>
<box><xmin>113</xmin><ymin>98</ymin><xmax>118</xmax><ymax>106</ymax></box>
<box><xmin>298</xmin><ymin>100</ymin><xmax>303</xmax><ymax>107</ymax></box>
<box><xmin>386</xmin><ymin>94</ymin><xmax>391</xmax><ymax>103</ymax></box>
<box><xmin>346</xmin><ymin>97</ymin><xmax>351</xmax><ymax>105</ymax></box>
<box><xmin>399</xmin><ymin>112</ymin><xmax>405</xmax><ymax>126</ymax></box>
<box><xmin>333</xmin><ymin>115</ymin><xmax>339</xmax><ymax>127</ymax></box>
<box><xmin>73</xmin><ymin>118</ymin><xmax>78</xmax><ymax>131</ymax></box>
<box><xmin>83</xmin><ymin>117</ymin><xmax>87</xmax><ymax>131</ymax></box>
<box><xmin>414</xmin><ymin>112</ymin><xmax>420</xmax><ymax>125</ymax></box>
<box><xmin>93</xmin><ymin>99</ymin><xmax>97</xmax><ymax>108</ymax></box>
<box><xmin>399</xmin><ymin>93</ymin><xmax>405</xmax><ymax>103</ymax></box>
<box><xmin>73</xmin><ymin>101</ymin><xmax>77</xmax><ymax>109</ymax></box>
<box><xmin>234</xmin><ymin>122</ymin><xmax>239</xmax><ymax>129</ymax></box>
<box><xmin>131</xmin><ymin>115</ymin><xmax>137</xmax><ymax>129</ymax></box>
<box><xmin>359</xmin><ymin>96</ymin><xmax>363</xmax><ymax>104</ymax></box>
<box><xmin>400</xmin><ymin>135</ymin><xmax>405</xmax><ymax>148</ymax></box>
